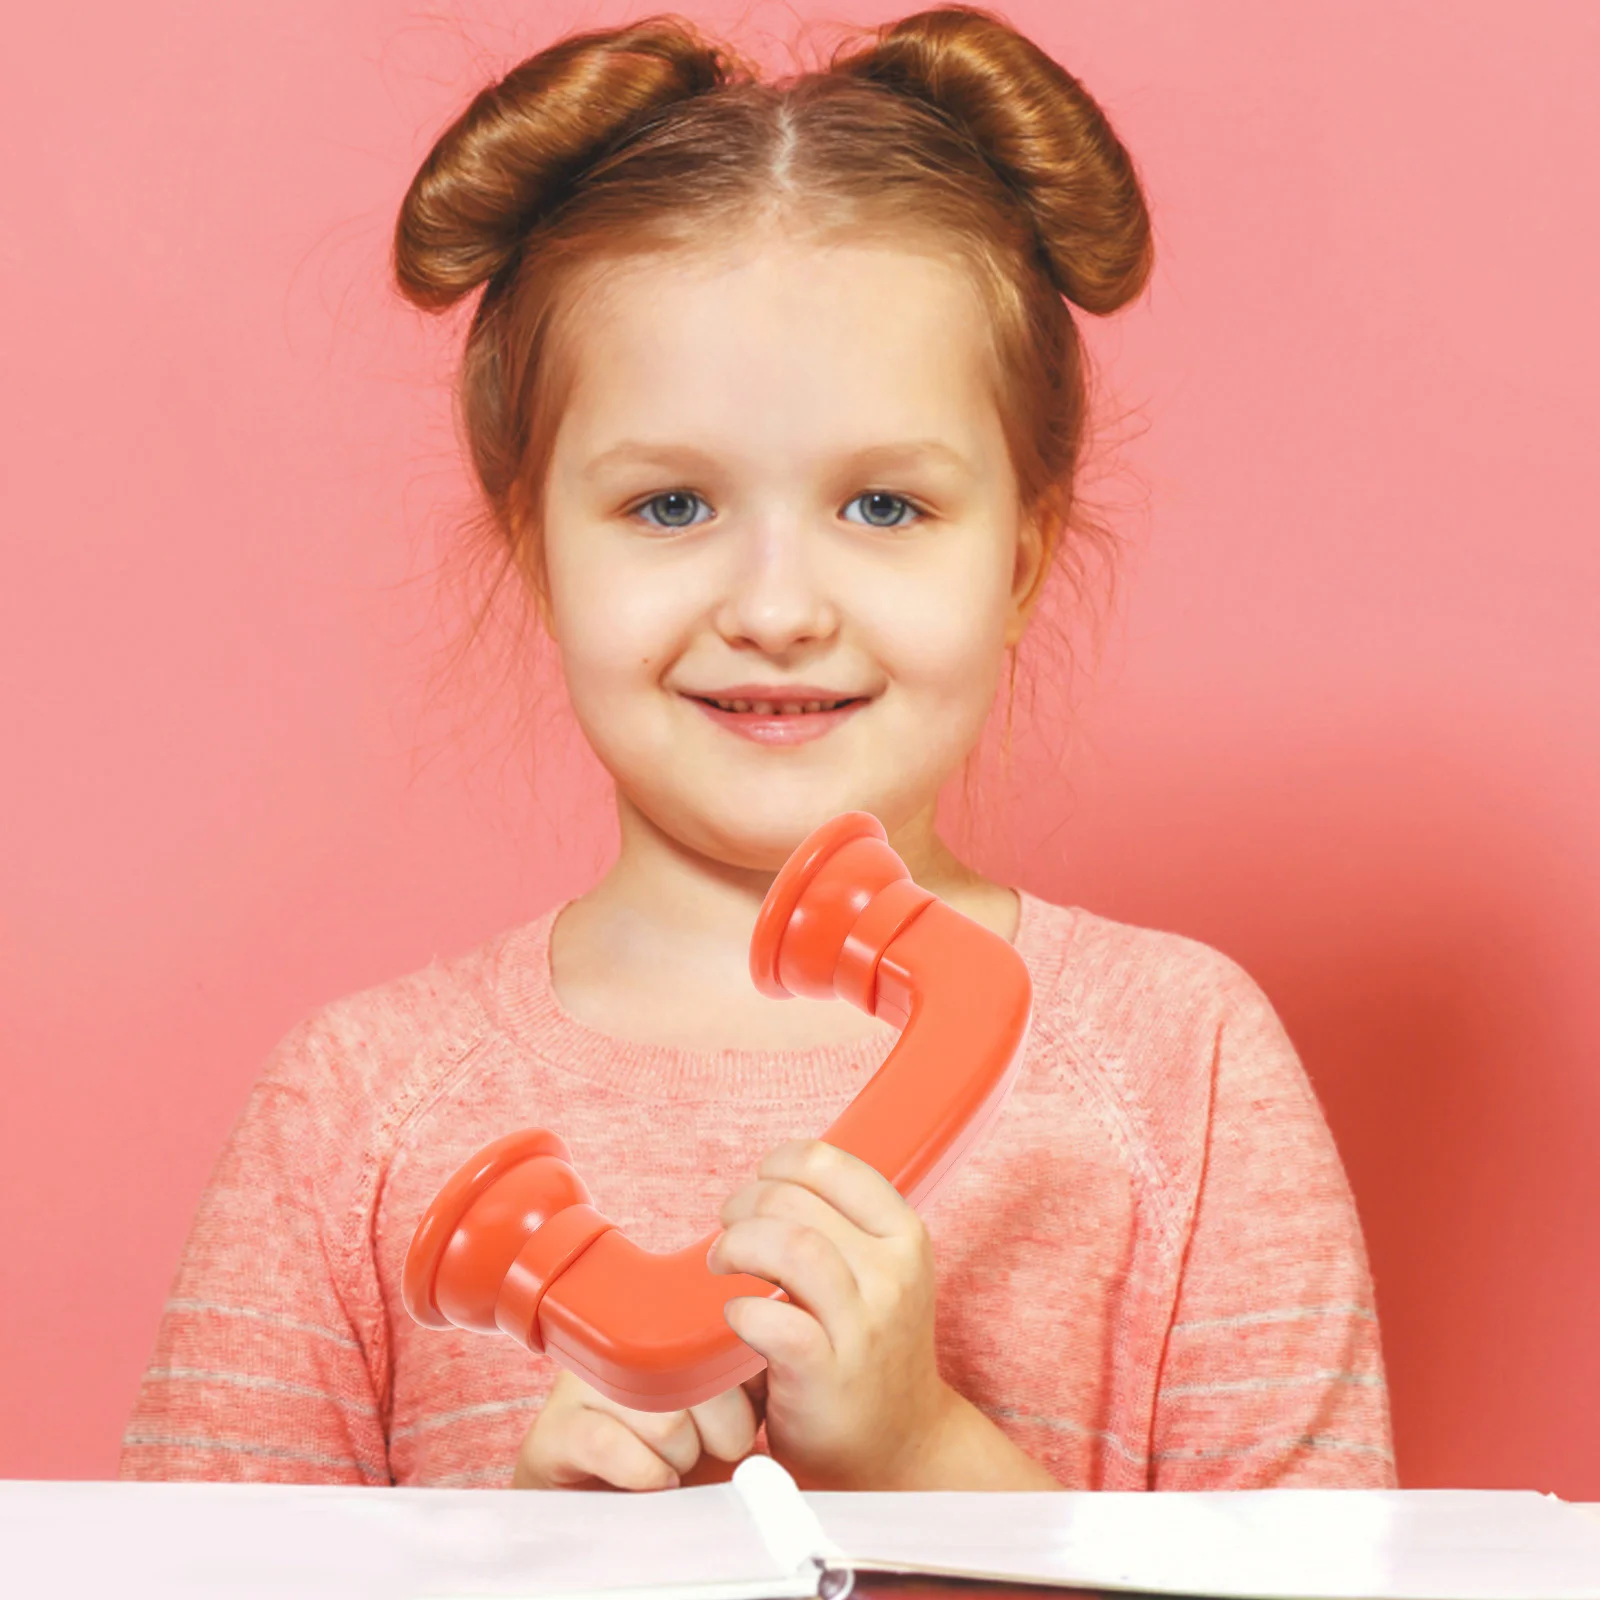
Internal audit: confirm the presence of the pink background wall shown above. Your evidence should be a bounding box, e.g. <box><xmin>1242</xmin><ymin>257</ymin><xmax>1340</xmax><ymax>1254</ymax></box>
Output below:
<box><xmin>3</xmin><ymin>0</ymin><xmax>1596</xmax><ymax>1495</ymax></box>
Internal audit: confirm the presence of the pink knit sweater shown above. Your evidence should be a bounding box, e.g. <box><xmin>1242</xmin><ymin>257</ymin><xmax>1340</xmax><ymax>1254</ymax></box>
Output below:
<box><xmin>120</xmin><ymin>891</ymin><xmax>1394</xmax><ymax>1490</ymax></box>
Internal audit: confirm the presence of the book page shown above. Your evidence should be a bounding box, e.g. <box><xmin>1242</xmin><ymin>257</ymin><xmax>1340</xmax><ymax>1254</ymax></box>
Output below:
<box><xmin>811</xmin><ymin>1487</ymin><xmax>1600</xmax><ymax>1600</ymax></box>
<box><xmin>0</xmin><ymin>1478</ymin><xmax>794</xmax><ymax>1600</ymax></box>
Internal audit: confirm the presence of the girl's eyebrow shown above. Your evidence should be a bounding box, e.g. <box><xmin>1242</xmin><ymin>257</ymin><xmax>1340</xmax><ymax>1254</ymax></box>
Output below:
<box><xmin>581</xmin><ymin>441</ymin><xmax>722</xmax><ymax>479</ymax></box>
<box><xmin>844</xmin><ymin>440</ymin><xmax>976</xmax><ymax>480</ymax></box>
<box><xmin>580</xmin><ymin>439</ymin><xmax>975</xmax><ymax>479</ymax></box>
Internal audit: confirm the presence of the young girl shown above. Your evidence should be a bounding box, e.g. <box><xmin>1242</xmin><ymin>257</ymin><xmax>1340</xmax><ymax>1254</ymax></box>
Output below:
<box><xmin>121</xmin><ymin>5</ymin><xmax>1394</xmax><ymax>1493</ymax></box>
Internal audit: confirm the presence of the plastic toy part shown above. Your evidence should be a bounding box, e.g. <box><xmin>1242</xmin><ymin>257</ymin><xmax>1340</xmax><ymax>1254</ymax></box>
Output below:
<box><xmin>401</xmin><ymin>811</ymin><xmax>1033</xmax><ymax>1411</ymax></box>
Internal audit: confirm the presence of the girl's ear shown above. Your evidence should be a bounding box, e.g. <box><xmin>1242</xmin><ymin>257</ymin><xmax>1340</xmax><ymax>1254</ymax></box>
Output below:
<box><xmin>1004</xmin><ymin>490</ymin><xmax>1061</xmax><ymax>646</ymax></box>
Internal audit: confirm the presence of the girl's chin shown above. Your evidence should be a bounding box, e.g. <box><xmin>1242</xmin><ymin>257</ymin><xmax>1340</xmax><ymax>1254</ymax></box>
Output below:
<box><xmin>637</xmin><ymin>785</ymin><xmax>897</xmax><ymax>872</ymax></box>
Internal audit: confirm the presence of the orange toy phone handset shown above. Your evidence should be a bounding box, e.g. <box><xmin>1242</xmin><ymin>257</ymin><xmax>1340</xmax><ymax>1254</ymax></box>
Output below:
<box><xmin>401</xmin><ymin>812</ymin><xmax>1032</xmax><ymax>1411</ymax></box>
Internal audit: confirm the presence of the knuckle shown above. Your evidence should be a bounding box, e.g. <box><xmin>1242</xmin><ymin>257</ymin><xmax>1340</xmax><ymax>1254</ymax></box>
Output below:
<box><xmin>897</xmin><ymin>1229</ymin><xmax>932</xmax><ymax>1273</ymax></box>
<box><xmin>614</xmin><ymin>1447</ymin><xmax>672</xmax><ymax>1492</ymax></box>
<box><xmin>859</xmin><ymin>1273</ymin><xmax>900</xmax><ymax>1320</ymax></box>
<box><xmin>752</xmin><ymin>1181</ymin><xmax>794</xmax><ymax>1220</ymax></box>
<box><xmin>573</xmin><ymin>1406</ymin><xmax>617</xmax><ymax>1458</ymax></box>
<box><xmin>787</xmin><ymin>1225</ymin><xmax>834</xmax><ymax>1275</ymax></box>
<box><xmin>696</xmin><ymin>1405</ymin><xmax>758</xmax><ymax>1461</ymax></box>
<box><xmin>768</xmin><ymin>1314</ymin><xmax>828</xmax><ymax>1369</ymax></box>
<box><xmin>623</xmin><ymin>1405</ymin><xmax>686</xmax><ymax>1450</ymax></box>
<box><xmin>590</xmin><ymin>1415</ymin><xmax>674</xmax><ymax>1490</ymax></box>
<box><xmin>799</xmin><ymin>1139</ymin><xmax>838</xmax><ymax>1180</ymax></box>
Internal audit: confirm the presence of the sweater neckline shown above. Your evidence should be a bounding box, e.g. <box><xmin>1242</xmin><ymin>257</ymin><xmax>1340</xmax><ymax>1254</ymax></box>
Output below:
<box><xmin>490</xmin><ymin>886</ymin><xmax>1065</xmax><ymax>1101</ymax></box>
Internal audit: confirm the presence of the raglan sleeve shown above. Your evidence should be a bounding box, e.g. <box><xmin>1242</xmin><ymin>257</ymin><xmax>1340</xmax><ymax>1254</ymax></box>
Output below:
<box><xmin>1148</xmin><ymin>958</ymin><xmax>1397</xmax><ymax>1488</ymax></box>
<box><xmin>118</xmin><ymin>1015</ymin><xmax>391</xmax><ymax>1484</ymax></box>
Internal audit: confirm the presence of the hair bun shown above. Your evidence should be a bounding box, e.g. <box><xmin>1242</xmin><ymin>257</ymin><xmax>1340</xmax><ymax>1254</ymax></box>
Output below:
<box><xmin>833</xmin><ymin>5</ymin><xmax>1152</xmax><ymax>313</ymax></box>
<box><xmin>395</xmin><ymin>18</ymin><xmax>736</xmax><ymax>309</ymax></box>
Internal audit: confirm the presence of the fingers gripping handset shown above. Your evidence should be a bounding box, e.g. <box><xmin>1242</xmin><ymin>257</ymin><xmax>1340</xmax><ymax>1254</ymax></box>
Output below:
<box><xmin>402</xmin><ymin>812</ymin><xmax>1033</xmax><ymax>1412</ymax></box>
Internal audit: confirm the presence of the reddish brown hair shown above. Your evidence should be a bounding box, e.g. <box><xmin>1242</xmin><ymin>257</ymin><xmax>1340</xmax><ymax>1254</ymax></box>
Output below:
<box><xmin>394</xmin><ymin>4</ymin><xmax>1152</xmax><ymax>616</ymax></box>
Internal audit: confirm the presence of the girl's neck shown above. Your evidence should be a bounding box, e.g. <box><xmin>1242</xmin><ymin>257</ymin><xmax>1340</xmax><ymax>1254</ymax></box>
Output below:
<box><xmin>544</xmin><ymin>791</ymin><xmax>1019</xmax><ymax>1055</ymax></box>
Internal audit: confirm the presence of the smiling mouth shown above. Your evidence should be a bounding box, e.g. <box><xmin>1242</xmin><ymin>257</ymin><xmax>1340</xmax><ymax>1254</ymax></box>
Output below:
<box><xmin>691</xmin><ymin>695</ymin><xmax>866</xmax><ymax>715</ymax></box>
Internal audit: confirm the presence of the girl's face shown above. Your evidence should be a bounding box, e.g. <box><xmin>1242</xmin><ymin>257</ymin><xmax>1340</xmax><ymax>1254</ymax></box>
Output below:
<box><xmin>539</xmin><ymin>229</ymin><xmax>1047</xmax><ymax>870</ymax></box>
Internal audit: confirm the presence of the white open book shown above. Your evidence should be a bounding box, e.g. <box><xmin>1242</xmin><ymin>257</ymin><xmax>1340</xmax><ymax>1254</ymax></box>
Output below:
<box><xmin>4</xmin><ymin>1458</ymin><xmax>1598</xmax><ymax>1599</ymax></box>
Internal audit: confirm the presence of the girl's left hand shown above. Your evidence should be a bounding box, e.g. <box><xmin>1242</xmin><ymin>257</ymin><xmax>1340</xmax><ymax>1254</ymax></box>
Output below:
<box><xmin>708</xmin><ymin>1138</ymin><xmax>959</xmax><ymax>1490</ymax></box>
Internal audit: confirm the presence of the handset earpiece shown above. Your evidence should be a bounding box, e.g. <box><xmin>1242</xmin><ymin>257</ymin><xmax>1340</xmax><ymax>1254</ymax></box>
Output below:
<box><xmin>402</xmin><ymin>1129</ymin><xmax>613</xmax><ymax>1346</ymax></box>
<box><xmin>403</xmin><ymin>811</ymin><xmax>1032</xmax><ymax>1410</ymax></box>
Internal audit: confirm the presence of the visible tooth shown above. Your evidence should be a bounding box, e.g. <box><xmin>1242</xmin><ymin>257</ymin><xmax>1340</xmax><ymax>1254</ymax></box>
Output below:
<box><xmin>779</xmin><ymin>702</ymin><xmax>804</xmax><ymax>715</ymax></box>
<box><xmin>731</xmin><ymin>699</ymin><xmax>751</xmax><ymax>713</ymax></box>
<box><xmin>753</xmin><ymin>701</ymin><xmax>776</xmax><ymax>716</ymax></box>
<box><xmin>803</xmin><ymin>701</ymin><xmax>823</xmax><ymax>713</ymax></box>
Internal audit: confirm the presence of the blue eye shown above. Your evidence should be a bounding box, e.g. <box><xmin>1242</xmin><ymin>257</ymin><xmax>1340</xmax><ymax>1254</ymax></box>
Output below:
<box><xmin>844</xmin><ymin>491</ymin><xmax>919</xmax><ymax>528</ymax></box>
<box><xmin>634</xmin><ymin>490</ymin><xmax>710</xmax><ymax>530</ymax></box>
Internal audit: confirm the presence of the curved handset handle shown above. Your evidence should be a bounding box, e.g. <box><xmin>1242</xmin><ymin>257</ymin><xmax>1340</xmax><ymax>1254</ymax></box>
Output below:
<box><xmin>402</xmin><ymin>812</ymin><xmax>1033</xmax><ymax>1411</ymax></box>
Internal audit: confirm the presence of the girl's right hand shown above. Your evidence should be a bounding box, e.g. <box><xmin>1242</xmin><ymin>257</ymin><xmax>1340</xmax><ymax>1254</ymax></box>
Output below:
<box><xmin>513</xmin><ymin>1368</ymin><xmax>762</xmax><ymax>1490</ymax></box>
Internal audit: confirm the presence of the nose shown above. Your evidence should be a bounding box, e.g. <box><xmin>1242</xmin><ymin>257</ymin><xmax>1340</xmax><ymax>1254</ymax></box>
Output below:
<box><xmin>713</xmin><ymin>513</ymin><xmax>839</xmax><ymax>657</ymax></box>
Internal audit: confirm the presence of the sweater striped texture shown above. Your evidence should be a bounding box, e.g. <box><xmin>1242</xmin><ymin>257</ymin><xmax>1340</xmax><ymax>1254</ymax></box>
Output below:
<box><xmin>121</xmin><ymin>891</ymin><xmax>1395</xmax><ymax>1489</ymax></box>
